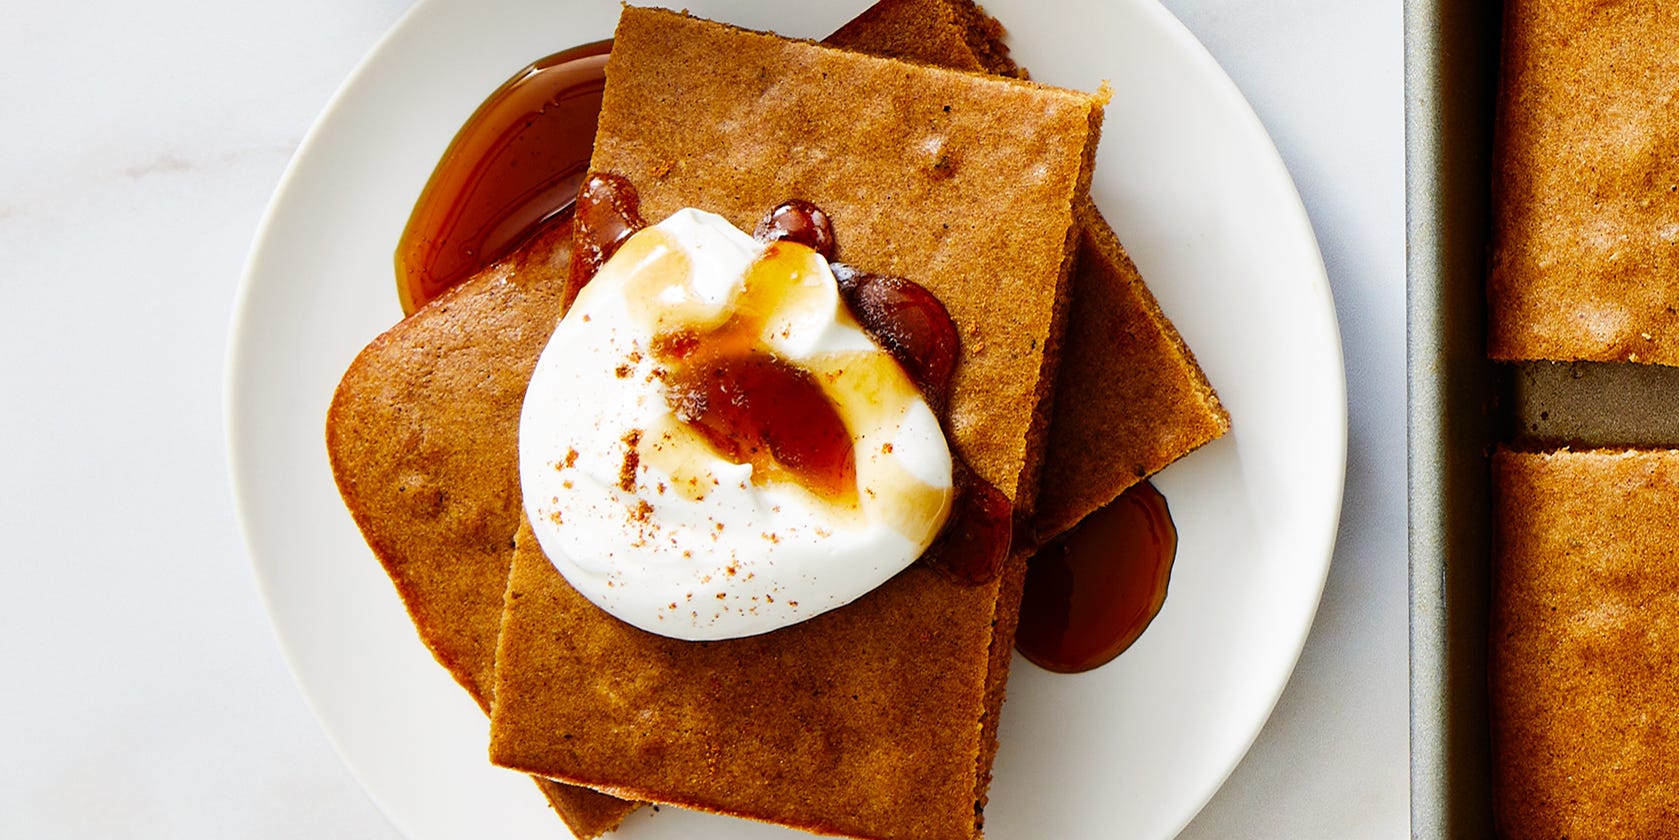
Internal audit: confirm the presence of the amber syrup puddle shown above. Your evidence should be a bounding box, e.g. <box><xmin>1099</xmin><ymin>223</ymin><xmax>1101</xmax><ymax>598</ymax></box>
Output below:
<box><xmin>395</xmin><ymin>40</ymin><xmax>611</xmax><ymax>314</ymax></box>
<box><xmin>1016</xmin><ymin>481</ymin><xmax>1178</xmax><ymax>673</ymax></box>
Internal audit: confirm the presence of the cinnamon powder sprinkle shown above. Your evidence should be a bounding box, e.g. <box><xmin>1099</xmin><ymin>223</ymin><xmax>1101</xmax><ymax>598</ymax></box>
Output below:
<box><xmin>618</xmin><ymin>429</ymin><xmax>642</xmax><ymax>492</ymax></box>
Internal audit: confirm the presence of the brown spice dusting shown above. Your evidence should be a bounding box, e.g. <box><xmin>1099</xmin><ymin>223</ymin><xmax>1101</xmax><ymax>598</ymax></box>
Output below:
<box><xmin>881</xmin><ymin>442</ymin><xmax>894</xmax><ymax>454</ymax></box>
<box><xmin>618</xmin><ymin>429</ymin><xmax>643</xmax><ymax>492</ymax></box>
<box><xmin>615</xmin><ymin>363</ymin><xmax>633</xmax><ymax>378</ymax></box>
<box><xmin>562</xmin><ymin>448</ymin><xmax>579</xmax><ymax>469</ymax></box>
<box><xmin>632</xmin><ymin>500</ymin><xmax>654</xmax><ymax>523</ymax></box>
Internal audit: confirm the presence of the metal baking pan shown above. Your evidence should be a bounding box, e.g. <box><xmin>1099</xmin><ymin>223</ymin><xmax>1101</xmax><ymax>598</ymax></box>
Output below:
<box><xmin>1405</xmin><ymin>1</ymin><xmax>1502</xmax><ymax>836</ymax></box>
<box><xmin>1408</xmin><ymin>3</ymin><xmax>1679</xmax><ymax>834</ymax></box>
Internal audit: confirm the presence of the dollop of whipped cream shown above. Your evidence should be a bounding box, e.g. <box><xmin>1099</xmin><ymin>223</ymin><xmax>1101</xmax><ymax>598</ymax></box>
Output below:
<box><xmin>519</xmin><ymin>208</ymin><xmax>954</xmax><ymax>640</ymax></box>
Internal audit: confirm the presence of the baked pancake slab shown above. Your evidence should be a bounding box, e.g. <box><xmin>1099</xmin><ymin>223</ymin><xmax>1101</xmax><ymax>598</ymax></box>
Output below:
<box><xmin>1492</xmin><ymin>448</ymin><xmax>1679</xmax><ymax>839</ymax></box>
<box><xmin>324</xmin><ymin>220</ymin><xmax>638</xmax><ymax>837</ymax></box>
<box><xmin>1490</xmin><ymin>1</ymin><xmax>1679</xmax><ymax>365</ymax></box>
<box><xmin>328</xmin><ymin>222</ymin><xmax>570</xmax><ymax>713</ymax></box>
<box><xmin>1031</xmin><ymin>199</ymin><xmax>1228</xmax><ymax>538</ymax></box>
<box><xmin>833</xmin><ymin>0</ymin><xmax>1228</xmax><ymax>539</ymax></box>
<box><xmin>488</xmin><ymin>7</ymin><xmax>1103</xmax><ymax>839</ymax></box>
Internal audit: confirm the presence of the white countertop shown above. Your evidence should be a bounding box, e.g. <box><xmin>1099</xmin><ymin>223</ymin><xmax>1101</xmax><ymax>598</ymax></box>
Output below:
<box><xmin>0</xmin><ymin>0</ymin><xmax>1403</xmax><ymax>837</ymax></box>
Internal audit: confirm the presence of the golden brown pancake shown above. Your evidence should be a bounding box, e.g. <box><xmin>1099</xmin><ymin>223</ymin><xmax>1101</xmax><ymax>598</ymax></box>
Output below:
<box><xmin>324</xmin><ymin>220</ymin><xmax>637</xmax><ymax>837</ymax></box>
<box><xmin>827</xmin><ymin>0</ymin><xmax>1228</xmax><ymax>541</ymax></box>
<box><xmin>1490</xmin><ymin>0</ymin><xmax>1679</xmax><ymax>365</ymax></box>
<box><xmin>1032</xmin><ymin>199</ymin><xmax>1228</xmax><ymax>538</ymax></box>
<box><xmin>485</xmin><ymin>8</ymin><xmax>1102</xmax><ymax>839</ymax></box>
<box><xmin>1491</xmin><ymin>448</ymin><xmax>1679</xmax><ymax>839</ymax></box>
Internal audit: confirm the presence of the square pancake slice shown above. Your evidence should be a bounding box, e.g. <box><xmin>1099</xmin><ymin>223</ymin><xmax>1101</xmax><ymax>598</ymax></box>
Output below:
<box><xmin>1030</xmin><ymin>199</ymin><xmax>1228</xmax><ymax>538</ymax></box>
<box><xmin>324</xmin><ymin>220</ymin><xmax>637</xmax><ymax>838</ymax></box>
<box><xmin>1489</xmin><ymin>1</ymin><xmax>1679</xmax><ymax>365</ymax></box>
<box><xmin>487</xmin><ymin>7</ymin><xmax>1104</xmax><ymax>839</ymax></box>
<box><xmin>1491</xmin><ymin>448</ymin><xmax>1679</xmax><ymax>838</ymax></box>
<box><xmin>830</xmin><ymin>0</ymin><xmax>1226</xmax><ymax>539</ymax></box>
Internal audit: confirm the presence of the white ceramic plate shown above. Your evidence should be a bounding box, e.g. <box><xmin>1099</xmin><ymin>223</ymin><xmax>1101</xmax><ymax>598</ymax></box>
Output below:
<box><xmin>227</xmin><ymin>1</ymin><xmax>1344</xmax><ymax>838</ymax></box>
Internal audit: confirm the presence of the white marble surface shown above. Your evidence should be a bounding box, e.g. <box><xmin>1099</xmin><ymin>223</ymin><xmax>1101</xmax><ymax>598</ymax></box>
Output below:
<box><xmin>0</xmin><ymin>0</ymin><xmax>1403</xmax><ymax>837</ymax></box>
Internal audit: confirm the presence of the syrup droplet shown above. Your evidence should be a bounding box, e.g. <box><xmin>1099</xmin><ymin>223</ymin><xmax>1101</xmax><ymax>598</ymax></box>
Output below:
<box><xmin>921</xmin><ymin>459</ymin><xmax>1012</xmax><ymax>585</ymax></box>
<box><xmin>753</xmin><ymin>199</ymin><xmax>837</xmax><ymax>260</ymax></box>
<box><xmin>1015</xmin><ymin>481</ymin><xmax>1177</xmax><ymax>673</ymax></box>
<box><xmin>570</xmin><ymin>171</ymin><xmax>646</xmax><ymax>293</ymax></box>
<box><xmin>394</xmin><ymin>40</ymin><xmax>611</xmax><ymax>315</ymax></box>
<box><xmin>831</xmin><ymin>263</ymin><xmax>961</xmax><ymax>411</ymax></box>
